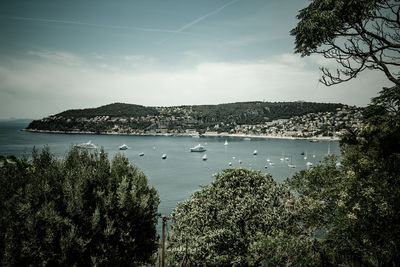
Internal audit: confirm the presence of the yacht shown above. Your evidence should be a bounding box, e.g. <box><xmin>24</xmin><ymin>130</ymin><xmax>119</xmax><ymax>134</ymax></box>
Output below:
<box><xmin>75</xmin><ymin>140</ymin><xmax>97</xmax><ymax>149</ymax></box>
<box><xmin>288</xmin><ymin>156</ymin><xmax>296</xmax><ymax>168</ymax></box>
<box><xmin>202</xmin><ymin>154</ymin><xmax>208</xmax><ymax>161</ymax></box>
<box><xmin>306</xmin><ymin>162</ymin><xmax>313</xmax><ymax>167</ymax></box>
<box><xmin>139</xmin><ymin>152</ymin><xmax>144</xmax><ymax>156</ymax></box>
<box><xmin>190</xmin><ymin>144</ymin><xmax>206</xmax><ymax>152</ymax></box>
<box><xmin>119</xmin><ymin>144</ymin><xmax>129</xmax><ymax>150</ymax></box>
<box><xmin>162</xmin><ymin>154</ymin><xmax>167</xmax><ymax>159</ymax></box>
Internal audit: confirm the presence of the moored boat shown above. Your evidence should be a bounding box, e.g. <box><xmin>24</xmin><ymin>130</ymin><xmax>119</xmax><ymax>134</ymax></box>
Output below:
<box><xmin>75</xmin><ymin>140</ymin><xmax>97</xmax><ymax>149</ymax></box>
<box><xmin>190</xmin><ymin>144</ymin><xmax>206</xmax><ymax>152</ymax></box>
<box><xmin>119</xmin><ymin>144</ymin><xmax>129</xmax><ymax>150</ymax></box>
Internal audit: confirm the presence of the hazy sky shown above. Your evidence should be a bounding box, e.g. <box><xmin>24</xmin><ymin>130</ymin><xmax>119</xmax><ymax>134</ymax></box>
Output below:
<box><xmin>0</xmin><ymin>0</ymin><xmax>392</xmax><ymax>119</ymax></box>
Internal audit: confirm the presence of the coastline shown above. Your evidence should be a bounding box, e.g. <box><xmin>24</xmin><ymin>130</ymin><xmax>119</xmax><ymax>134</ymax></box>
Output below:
<box><xmin>22</xmin><ymin>128</ymin><xmax>340</xmax><ymax>141</ymax></box>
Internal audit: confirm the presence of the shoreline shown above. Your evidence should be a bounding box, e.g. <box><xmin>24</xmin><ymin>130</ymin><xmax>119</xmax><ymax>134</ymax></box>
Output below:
<box><xmin>22</xmin><ymin>128</ymin><xmax>340</xmax><ymax>141</ymax></box>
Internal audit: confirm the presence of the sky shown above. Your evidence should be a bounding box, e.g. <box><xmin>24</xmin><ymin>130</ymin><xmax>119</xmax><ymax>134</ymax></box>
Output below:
<box><xmin>0</xmin><ymin>0</ymin><xmax>392</xmax><ymax>120</ymax></box>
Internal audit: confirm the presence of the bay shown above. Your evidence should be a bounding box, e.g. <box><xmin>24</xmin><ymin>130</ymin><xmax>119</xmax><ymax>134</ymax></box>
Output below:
<box><xmin>0</xmin><ymin>120</ymin><xmax>340</xmax><ymax>223</ymax></box>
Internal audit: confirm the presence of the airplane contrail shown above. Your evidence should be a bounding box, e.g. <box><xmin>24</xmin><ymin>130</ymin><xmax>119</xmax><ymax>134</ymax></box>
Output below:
<box><xmin>0</xmin><ymin>15</ymin><xmax>184</xmax><ymax>34</ymax></box>
<box><xmin>159</xmin><ymin>0</ymin><xmax>240</xmax><ymax>45</ymax></box>
<box><xmin>176</xmin><ymin>0</ymin><xmax>240</xmax><ymax>33</ymax></box>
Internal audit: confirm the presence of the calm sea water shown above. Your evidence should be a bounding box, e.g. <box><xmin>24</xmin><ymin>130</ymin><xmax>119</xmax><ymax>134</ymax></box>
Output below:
<box><xmin>0</xmin><ymin>120</ymin><xmax>340</xmax><ymax>225</ymax></box>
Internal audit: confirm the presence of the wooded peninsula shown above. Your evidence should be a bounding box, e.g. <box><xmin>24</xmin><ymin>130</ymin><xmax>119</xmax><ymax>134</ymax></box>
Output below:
<box><xmin>25</xmin><ymin>101</ymin><xmax>363</xmax><ymax>139</ymax></box>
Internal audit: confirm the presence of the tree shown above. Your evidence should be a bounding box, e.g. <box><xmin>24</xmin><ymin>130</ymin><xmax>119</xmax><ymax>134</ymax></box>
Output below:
<box><xmin>285</xmin><ymin>86</ymin><xmax>400</xmax><ymax>266</ymax></box>
<box><xmin>0</xmin><ymin>147</ymin><xmax>160</xmax><ymax>266</ymax></box>
<box><xmin>291</xmin><ymin>0</ymin><xmax>400</xmax><ymax>86</ymax></box>
<box><xmin>167</xmin><ymin>169</ymin><xmax>305</xmax><ymax>266</ymax></box>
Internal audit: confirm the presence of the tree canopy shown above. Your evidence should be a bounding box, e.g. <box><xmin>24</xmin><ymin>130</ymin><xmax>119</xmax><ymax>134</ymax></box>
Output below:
<box><xmin>0</xmin><ymin>147</ymin><xmax>160</xmax><ymax>266</ymax></box>
<box><xmin>291</xmin><ymin>0</ymin><xmax>400</xmax><ymax>86</ymax></box>
<box><xmin>167</xmin><ymin>169</ymin><xmax>307</xmax><ymax>266</ymax></box>
<box><xmin>285</xmin><ymin>85</ymin><xmax>400</xmax><ymax>265</ymax></box>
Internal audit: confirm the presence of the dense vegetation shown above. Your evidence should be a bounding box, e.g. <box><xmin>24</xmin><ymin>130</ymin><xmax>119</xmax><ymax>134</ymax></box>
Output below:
<box><xmin>0</xmin><ymin>148</ymin><xmax>159</xmax><ymax>266</ymax></box>
<box><xmin>58</xmin><ymin>103</ymin><xmax>159</xmax><ymax>118</ymax></box>
<box><xmin>167</xmin><ymin>169</ymin><xmax>302</xmax><ymax>266</ymax></box>
<box><xmin>26</xmin><ymin>101</ymin><xmax>344</xmax><ymax>134</ymax></box>
<box><xmin>190</xmin><ymin>101</ymin><xmax>343</xmax><ymax>132</ymax></box>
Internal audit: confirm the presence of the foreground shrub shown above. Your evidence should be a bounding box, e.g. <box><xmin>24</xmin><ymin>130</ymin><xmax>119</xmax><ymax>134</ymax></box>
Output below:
<box><xmin>0</xmin><ymin>147</ymin><xmax>159</xmax><ymax>266</ymax></box>
<box><xmin>167</xmin><ymin>169</ymin><xmax>305</xmax><ymax>266</ymax></box>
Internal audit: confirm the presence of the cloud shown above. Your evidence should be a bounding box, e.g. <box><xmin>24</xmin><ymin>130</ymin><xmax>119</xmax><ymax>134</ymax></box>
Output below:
<box><xmin>27</xmin><ymin>50</ymin><xmax>82</xmax><ymax>66</ymax></box>
<box><xmin>0</xmin><ymin>53</ymin><xmax>391</xmax><ymax>119</ymax></box>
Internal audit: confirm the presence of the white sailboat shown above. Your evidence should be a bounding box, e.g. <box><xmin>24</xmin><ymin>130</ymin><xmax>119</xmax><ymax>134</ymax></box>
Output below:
<box><xmin>119</xmin><ymin>144</ymin><xmax>129</xmax><ymax>150</ymax></box>
<box><xmin>190</xmin><ymin>144</ymin><xmax>206</xmax><ymax>152</ymax></box>
<box><xmin>288</xmin><ymin>156</ymin><xmax>296</xmax><ymax>168</ymax></box>
<box><xmin>75</xmin><ymin>140</ymin><xmax>97</xmax><ymax>149</ymax></box>
<box><xmin>224</xmin><ymin>140</ymin><xmax>228</xmax><ymax>146</ymax></box>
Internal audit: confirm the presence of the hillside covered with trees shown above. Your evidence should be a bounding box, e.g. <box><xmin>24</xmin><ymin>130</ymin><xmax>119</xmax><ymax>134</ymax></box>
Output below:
<box><xmin>26</xmin><ymin>101</ymin><xmax>348</xmax><ymax>136</ymax></box>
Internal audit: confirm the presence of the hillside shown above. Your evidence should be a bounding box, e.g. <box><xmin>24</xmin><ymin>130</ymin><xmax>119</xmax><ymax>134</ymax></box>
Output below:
<box><xmin>25</xmin><ymin>101</ymin><xmax>362</xmax><ymax>138</ymax></box>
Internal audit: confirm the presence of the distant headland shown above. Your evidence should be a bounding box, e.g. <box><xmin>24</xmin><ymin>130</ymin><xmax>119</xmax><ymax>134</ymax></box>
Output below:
<box><xmin>24</xmin><ymin>101</ymin><xmax>364</xmax><ymax>140</ymax></box>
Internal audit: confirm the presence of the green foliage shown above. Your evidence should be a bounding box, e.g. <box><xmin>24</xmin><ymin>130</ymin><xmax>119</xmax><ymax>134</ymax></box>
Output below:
<box><xmin>192</xmin><ymin>101</ymin><xmax>343</xmax><ymax>128</ymax></box>
<box><xmin>58</xmin><ymin>102</ymin><xmax>159</xmax><ymax>118</ymax></box>
<box><xmin>0</xmin><ymin>147</ymin><xmax>159</xmax><ymax>266</ymax></box>
<box><xmin>285</xmin><ymin>85</ymin><xmax>400</xmax><ymax>266</ymax></box>
<box><xmin>167</xmin><ymin>169</ymin><xmax>304</xmax><ymax>266</ymax></box>
<box><xmin>27</xmin><ymin>101</ymin><xmax>344</xmax><ymax>133</ymax></box>
<box><xmin>291</xmin><ymin>0</ymin><xmax>399</xmax><ymax>86</ymax></box>
<box><xmin>291</xmin><ymin>0</ymin><xmax>381</xmax><ymax>56</ymax></box>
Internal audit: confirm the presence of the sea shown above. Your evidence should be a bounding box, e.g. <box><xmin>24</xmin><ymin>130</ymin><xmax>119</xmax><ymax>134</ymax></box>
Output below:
<box><xmin>0</xmin><ymin>120</ymin><xmax>340</xmax><ymax>231</ymax></box>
